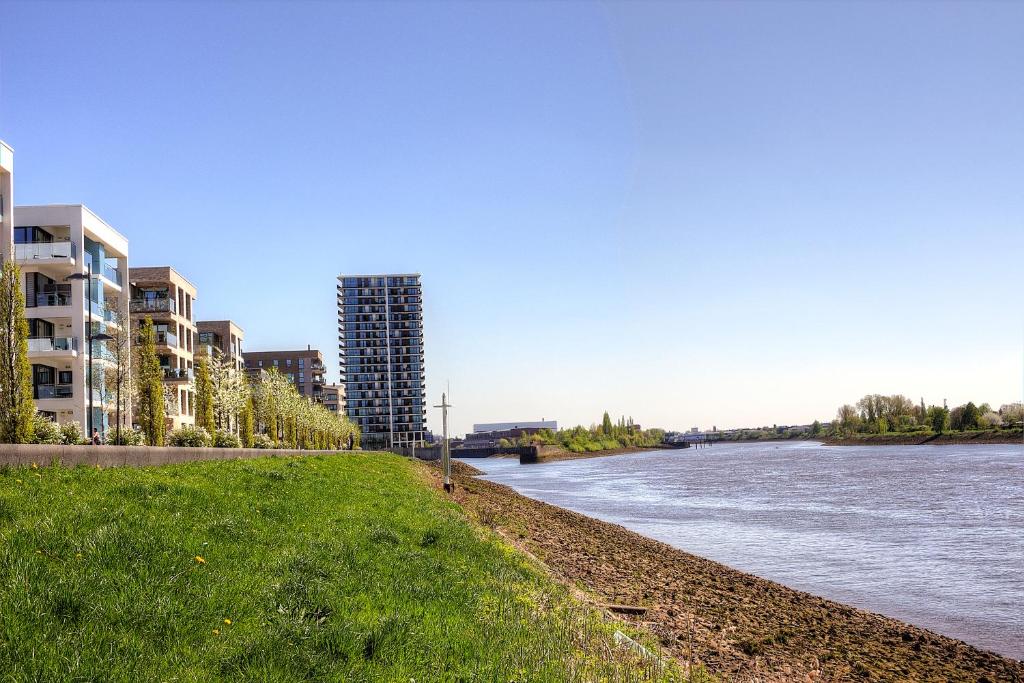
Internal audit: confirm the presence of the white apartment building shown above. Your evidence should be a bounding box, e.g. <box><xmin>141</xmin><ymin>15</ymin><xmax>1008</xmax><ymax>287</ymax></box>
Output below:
<box><xmin>14</xmin><ymin>204</ymin><xmax>130</xmax><ymax>435</ymax></box>
<box><xmin>0</xmin><ymin>141</ymin><xmax>13</xmax><ymax>258</ymax></box>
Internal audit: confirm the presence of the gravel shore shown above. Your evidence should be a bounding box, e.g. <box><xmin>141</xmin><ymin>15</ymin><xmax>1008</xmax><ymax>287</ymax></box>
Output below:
<box><xmin>440</xmin><ymin>460</ymin><xmax>1023</xmax><ymax>682</ymax></box>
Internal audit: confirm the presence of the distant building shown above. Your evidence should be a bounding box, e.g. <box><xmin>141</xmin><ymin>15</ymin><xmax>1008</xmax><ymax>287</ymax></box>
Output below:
<box><xmin>322</xmin><ymin>383</ymin><xmax>344</xmax><ymax>413</ymax></box>
<box><xmin>244</xmin><ymin>347</ymin><xmax>325</xmax><ymax>401</ymax></box>
<box><xmin>337</xmin><ymin>273</ymin><xmax>425</xmax><ymax>448</ymax></box>
<box><xmin>129</xmin><ymin>266</ymin><xmax>198</xmax><ymax>430</ymax></box>
<box><xmin>473</xmin><ymin>420</ymin><xmax>557</xmax><ymax>433</ymax></box>
<box><xmin>465</xmin><ymin>420</ymin><xmax>558</xmax><ymax>448</ymax></box>
<box><xmin>197</xmin><ymin>320</ymin><xmax>245</xmax><ymax>372</ymax></box>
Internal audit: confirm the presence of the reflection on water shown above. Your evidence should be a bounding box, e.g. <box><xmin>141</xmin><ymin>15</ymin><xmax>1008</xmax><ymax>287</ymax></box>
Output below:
<box><xmin>465</xmin><ymin>441</ymin><xmax>1024</xmax><ymax>659</ymax></box>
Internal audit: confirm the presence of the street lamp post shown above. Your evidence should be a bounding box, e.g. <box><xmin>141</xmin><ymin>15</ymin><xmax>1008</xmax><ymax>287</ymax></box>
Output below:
<box><xmin>66</xmin><ymin>262</ymin><xmax>112</xmax><ymax>440</ymax></box>
<box><xmin>434</xmin><ymin>392</ymin><xmax>453</xmax><ymax>493</ymax></box>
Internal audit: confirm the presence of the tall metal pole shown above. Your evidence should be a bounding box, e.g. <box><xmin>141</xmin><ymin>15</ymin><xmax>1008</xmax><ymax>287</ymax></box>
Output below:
<box><xmin>86</xmin><ymin>261</ymin><xmax>93</xmax><ymax>437</ymax></box>
<box><xmin>434</xmin><ymin>392</ymin><xmax>452</xmax><ymax>492</ymax></box>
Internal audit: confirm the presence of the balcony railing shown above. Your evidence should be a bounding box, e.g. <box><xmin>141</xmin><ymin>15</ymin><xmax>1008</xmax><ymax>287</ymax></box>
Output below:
<box><xmin>15</xmin><ymin>241</ymin><xmax>76</xmax><ymax>261</ymax></box>
<box><xmin>131</xmin><ymin>298</ymin><xmax>176</xmax><ymax>314</ymax></box>
<box><xmin>163</xmin><ymin>367</ymin><xmax>194</xmax><ymax>381</ymax></box>
<box><xmin>155</xmin><ymin>331</ymin><xmax>178</xmax><ymax>348</ymax></box>
<box><xmin>28</xmin><ymin>336</ymin><xmax>77</xmax><ymax>353</ymax></box>
<box><xmin>34</xmin><ymin>383</ymin><xmax>74</xmax><ymax>399</ymax></box>
<box><xmin>102</xmin><ymin>263</ymin><xmax>122</xmax><ymax>286</ymax></box>
<box><xmin>35</xmin><ymin>292</ymin><xmax>72</xmax><ymax>307</ymax></box>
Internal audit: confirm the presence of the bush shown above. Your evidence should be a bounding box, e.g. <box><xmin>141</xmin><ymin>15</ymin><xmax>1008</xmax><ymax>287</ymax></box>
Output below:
<box><xmin>252</xmin><ymin>433</ymin><xmax>273</xmax><ymax>449</ymax></box>
<box><xmin>168</xmin><ymin>425</ymin><xmax>211</xmax><ymax>448</ymax></box>
<box><xmin>59</xmin><ymin>421</ymin><xmax>84</xmax><ymax>445</ymax></box>
<box><xmin>31</xmin><ymin>414</ymin><xmax>62</xmax><ymax>445</ymax></box>
<box><xmin>212</xmin><ymin>429</ymin><xmax>241</xmax><ymax>449</ymax></box>
<box><xmin>109</xmin><ymin>427</ymin><xmax>145</xmax><ymax>446</ymax></box>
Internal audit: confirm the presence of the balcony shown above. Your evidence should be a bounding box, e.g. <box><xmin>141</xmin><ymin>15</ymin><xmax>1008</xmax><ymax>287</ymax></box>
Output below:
<box><xmin>15</xmin><ymin>240</ymin><xmax>76</xmax><ymax>262</ymax></box>
<box><xmin>28</xmin><ymin>336</ymin><xmax>78</xmax><ymax>355</ymax></box>
<box><xmin>155</xmin><ymin>331</ymin><xmax>178</xmax><ymax>348</ymax></box>
<box><xmin>101</xmin><ymin>263</ymin><xmax>123</xmax><ymax>286</ymax></box>
<box><xmin>35</xmin><ymin>292</ymin><xmax>72</xmax><ymax>307</ymax></box>
<box><xmin>163</xmin><ymin>367</ymin><xmax>194</xmax><ymax>381</ymax></box>
<box><xmin>131</xmin><ymin>297</ymin><xmax>176</xmax><ymax>314</ymax></box>
<box><xmin>34</xmin><ymin>383</ymin><xmax>74</xmax><ymax>400</ymax></box>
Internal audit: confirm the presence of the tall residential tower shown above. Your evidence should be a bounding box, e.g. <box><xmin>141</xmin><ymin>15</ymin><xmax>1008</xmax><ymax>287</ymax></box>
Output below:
<box><xmin>337</xmin><ymin>273</ymin><xmax>425</xmax><ymax>447</ymax></box>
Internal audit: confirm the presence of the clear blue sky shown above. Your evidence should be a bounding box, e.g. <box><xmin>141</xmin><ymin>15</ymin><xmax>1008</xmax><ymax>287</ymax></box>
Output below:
<box><xmin>2</xmin><ymin>1</ymin><xmax>1021</xmax><ymax>435</ymax></box>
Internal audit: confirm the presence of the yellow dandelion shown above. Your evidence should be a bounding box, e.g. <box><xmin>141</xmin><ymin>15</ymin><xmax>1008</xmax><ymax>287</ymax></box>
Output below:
<box><xmin>212</xmin><ymin>628</ymin><xmax>220</xmax><ymax>635</ymax></box>
<box><xmin>15</xmin><ymin>479</ymin><xmax>22</xmax><ymax>484</ymax></box>
<box><xmin>75</xmin><ymin>553</ymin><xmax>83</xmax><ymax>559</ymax></box>
<box><xmin>195</xmin><ymin>555</ymin><xmax>206</xmax><ymax>564</ymax></box>
<box><xmin>30</xmin><ymin>463</ymin><xmax>38</xmax><ymax>470</ymax></box>
<box><xmin>36</xmin><ymin>550</ymin><xmax>42</xmax><ymax>554</ymax></box>
<box><xmin>223</xmin><ymin>618</ymin><xmax>232</xmax><ymax>625</ymax></box>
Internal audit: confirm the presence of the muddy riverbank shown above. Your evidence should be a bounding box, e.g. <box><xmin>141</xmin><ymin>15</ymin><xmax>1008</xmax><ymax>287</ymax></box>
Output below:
<box><xmin>439</xmin><ymin>460</ymin><xmax>1023</xmax><ymax>682</ymax></box>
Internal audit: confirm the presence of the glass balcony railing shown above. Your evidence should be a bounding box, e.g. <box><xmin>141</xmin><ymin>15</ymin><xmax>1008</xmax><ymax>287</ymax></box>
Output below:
<box><xmin>15</xmin><ymin>241</ymin><xmax>76</xmax><ymax>261</ymax></box>
<box><xmin>28</xmin><ymin>336</ymin><xmax>78</xmax><ymax>353</ymax></box>
<box><xmin>130</xmin><ymin>298</ymin><xmax>176</xmax><ymax>314</ymax></box>
<box><xmin>35</xmin><ymin>292</ymin><xmax>72</xmax><ymax>307</ymax></box>
<box><xmin>163</xmin><ymin>367</ymin><xmax>194</xmax><ymax>381</ymax></box>
<box><xmin>102</xmin><ymin>263</ymin><xmax>122</xmax><ymax>286</ymax></box>
<box><xmin>155</xmin><ymin>331</ymin><xmax>178</xmax><ymax>348</ymax></box>
<box><xmin>34</xmin><ymin>384</ymin><xmax>74</xmax><ymax>399</ymax></box>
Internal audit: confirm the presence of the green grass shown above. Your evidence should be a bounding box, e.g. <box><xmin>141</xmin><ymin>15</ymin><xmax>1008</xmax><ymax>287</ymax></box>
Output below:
<box><xmin>0</xmin><ymin>453</ymin><xmax>682</xmax><ymax>681</ymax></box>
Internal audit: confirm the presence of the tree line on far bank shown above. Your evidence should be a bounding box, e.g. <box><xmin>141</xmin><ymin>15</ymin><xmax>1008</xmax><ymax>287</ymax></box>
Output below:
<box><xmin>0</xmin><ymin>260</ymin><xmax>358</xmax><ymax>449</ymax></box>
<box><xmin>832</xmin><ymin>394</ymin><xmax>1022</xmax><ymax>437</ymax></box>
<box><xmin>498</xmin><ymin>412</ymin><xmax>666</xmax><ymax>453</ymax></box>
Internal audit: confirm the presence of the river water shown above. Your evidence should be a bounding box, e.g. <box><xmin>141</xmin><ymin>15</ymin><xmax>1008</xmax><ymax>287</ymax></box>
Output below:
<box><xmin>464</xmin><ymin>441</ymin><xmax>1024</xmax><ymax>659</ymax></box>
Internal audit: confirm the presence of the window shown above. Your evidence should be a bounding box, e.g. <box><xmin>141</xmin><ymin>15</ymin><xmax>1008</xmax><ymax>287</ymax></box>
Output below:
<box><xmin>286</xmin><ymin>359</ymin><xmax>292</xmax><ymax>368</ymax></box>
<box><xmin>258</xmin><ymin>360</ymin><xmax>263</xmax><ymax>367</ymax></box>
<box><xmin>273</xmin><ymin>359</ymin><xmax>279</xmax><ymax>367</ymax></box>
<box><xmin>299</xmin><ymin>359</ymin><xmax>305</xmax><ymax>368</ymax></box>
<box><xmin>299</xmin><ymin>373</ymin><xmax>305</xmax><ymax>382</ymax></box>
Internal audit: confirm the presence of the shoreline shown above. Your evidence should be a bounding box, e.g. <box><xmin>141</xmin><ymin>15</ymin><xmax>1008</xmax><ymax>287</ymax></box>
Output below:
<box><xmin>442</xmin><ymin>460</ymin><xmax>1023</xmax><ymax>681</ymax></box>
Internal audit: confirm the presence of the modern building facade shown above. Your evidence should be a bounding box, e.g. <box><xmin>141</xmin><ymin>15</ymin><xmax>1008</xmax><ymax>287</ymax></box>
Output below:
<box><xmin>129</xmin><ymin>266</ymin><xmax>197</xmax><ymax>430</ymax></box>
<box><xmin>244</xmin><ymin>347</ymin><xmax>325</xmax><ymax>401</ymax></box>
<box><xmin>0</xmin><ymin>141</ymin><xmax>13</xmax><ymax>259</ymax></box>
<box><xmin>15</xmin><ymin>204</ymin><xmax>129</xmax><ymax>433</ymax></box>
<box><xmin>337</xmin><ymin>273</ymin><xmax>426</xmax><ymax>448</ymax></box>
<box><xmin>197</xmin><ymin>320</ymin><xmax>245</xmax><ymax>372</ymax></box>
<box><xmin>322</xmin><ymin>383</ymin><xmax>344</xmax><ymax>413</ymax></box>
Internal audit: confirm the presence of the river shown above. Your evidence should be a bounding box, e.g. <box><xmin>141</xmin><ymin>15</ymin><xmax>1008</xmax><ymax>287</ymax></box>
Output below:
<box><xmin>463</xmin><ymin>441</ymin><xmax>1024</xmax><ymax>659</ymax></box>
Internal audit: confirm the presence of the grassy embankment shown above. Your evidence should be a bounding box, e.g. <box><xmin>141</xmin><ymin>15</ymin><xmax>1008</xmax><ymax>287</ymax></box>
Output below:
<box><xmin>0</xmin><ymin>453</ymin><xmax>686</xmax><ymax>681</ymax></box>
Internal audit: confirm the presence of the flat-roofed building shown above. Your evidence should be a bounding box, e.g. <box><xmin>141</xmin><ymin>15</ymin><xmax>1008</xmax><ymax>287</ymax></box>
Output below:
<box><xmin>15</xmin><ymin>204</ymin><xmax>129</xmax><ymax>435</ymax></box>
<box><xmin>322</xmin><ymin>383</ymin><xmax>344</xmax><ymax>413</ymax></box>
<box><xmin>337</xmin><ymin>273</ymin><xmax>426</xmax><ymax>448</ymax></box>
<box><xmin>197</xmin><ymin>320</ymin><xmax>245</xmax><ymax>372</ymax></box>
<box><xmin>0</xmin><ymin>141</ymin><xmax>13</xmax><ymax>259</ymax></box>
<box><xmin>129</xmin><ymin>266</ymin><xmax>197</xmax><ymax>430</ymax></box>
<box><xmin>472</xmin><ymin>420</ymin><xmax>558</xmax><ymax>433</ymax></box>
<box><xmin>244</xmin><ymin>347</ymin><xmax>325</xmax><ymax>401</ymax></box>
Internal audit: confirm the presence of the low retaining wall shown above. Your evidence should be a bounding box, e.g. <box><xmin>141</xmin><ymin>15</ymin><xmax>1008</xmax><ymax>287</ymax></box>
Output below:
<box><xmin>0</xmin><ymin>443</ymin><xmax>348</xmax><ymax>469</ymax></box>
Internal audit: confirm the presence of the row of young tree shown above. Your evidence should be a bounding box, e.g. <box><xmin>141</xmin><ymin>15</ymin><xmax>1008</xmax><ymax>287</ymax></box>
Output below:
<box><xmin>498</xmin><ymin>412</ymin><xmax>666</xmax><ymax>453</ymax></box>
<box><xmin>833</xmin><ymin>393</ymin><xmax>1024</xmax><ymax>436</ymax></box>
<box><xmin>0</xmin><ymin>260</ymin><xmax>359</xmax><ymax>448</ymax></box>
<box><xmin>129</xmin><ymin>318</ymin><xmax>360</xmax><ymax>449</ymax></box>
